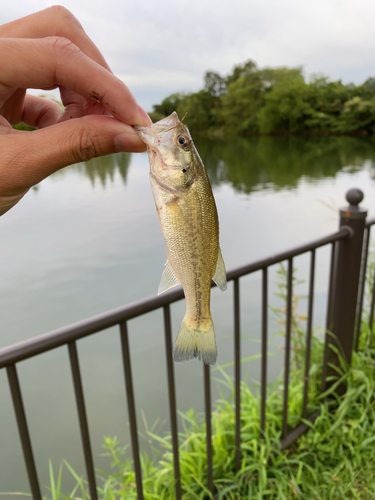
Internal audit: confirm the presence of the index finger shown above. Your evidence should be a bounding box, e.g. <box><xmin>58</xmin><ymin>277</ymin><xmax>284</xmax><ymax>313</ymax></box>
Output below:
<box><xmin>0</xmin><ymin>37</ymin><xmax>151</xmax><ymax>127</ymax></box>
<box><xmin>0</xmin><ymin>6</ymin><xmax>112</xmax><ymax>73</ymax></box>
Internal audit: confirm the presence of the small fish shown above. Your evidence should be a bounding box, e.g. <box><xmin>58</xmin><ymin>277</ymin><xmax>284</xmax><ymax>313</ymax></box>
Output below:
<box><xmin>134</xmin><ymin>112</ymin><xmax>226</xmax><ymax>365</ymax></box>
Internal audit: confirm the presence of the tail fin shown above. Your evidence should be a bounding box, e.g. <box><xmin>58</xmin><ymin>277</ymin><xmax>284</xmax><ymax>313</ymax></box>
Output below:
<box><xmin>173</xmin><ymin>316</ymin><xmax>217</xmax><ymax>365</ymax></box>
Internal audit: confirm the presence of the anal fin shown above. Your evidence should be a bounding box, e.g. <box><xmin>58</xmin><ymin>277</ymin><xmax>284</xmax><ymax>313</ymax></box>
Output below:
<box><xmin>212</xmin><ymin>247</ymin><xmax>227</xmax><ymax>291</ymax></box>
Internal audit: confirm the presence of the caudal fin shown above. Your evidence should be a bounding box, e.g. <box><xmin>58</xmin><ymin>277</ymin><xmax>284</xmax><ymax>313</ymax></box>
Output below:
<box><xmin>173</xmin><ymin>316</ymin><xmax>217</xmax><ymax>365</ymax></box>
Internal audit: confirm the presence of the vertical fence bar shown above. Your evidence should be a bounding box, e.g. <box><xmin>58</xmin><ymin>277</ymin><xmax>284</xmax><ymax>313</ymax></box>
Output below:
<box><xmin>369</xmin><ymin>265</ymin><xmax>375</xmax><ymax>335</ymax></box>
<box><xmin>163</xmin><ymin>305</ymin><xmax>182</xmax><ymax>500</ymax></box>
<box><xmin>302</xmin><ymin>250</ymin><xmax>315</xmax><ymax>419</ymax></box>
<box><xmin>322</xmin><ymin>242</ymin><xmax>337</xmax><ymax>392</ymax></box>
<box><xmin>326</xmin><ymin>242</ymin><xmax>337</xmax><ymax>334</ymax></box>
<box><xmin>282</xmin><ymin>258</ymin><xmax>293</xmax><ymax>439</ymax></box>
<box><xmin>6</xmin><ymin>364</ymin><xmax>42</xmax><ymax>500</ymax></box>
<box><xmin>204</xmin><ymin>363</ymin><xmax>213</xmax><ymax>496</ymax></box>
<box><xmin>354</xmin><ymin>226</ymin><xmax>371</xmax><ymax>351</ymax></box>
<box><xmin>260</xmin><ymin>268</ymin><xmax>268</xmax><ymax>436</ymax></box>
<box><xmin>233</xmin><ymin>278</ymin><xmax>241</xmax><ymax>472</ymax></box>
<box><xmin>325</xmin><ymin>189</ymin><xmax>367</xmax><ymax>392</ymax></box>
<box><xmin>68</xmin><ymin>342</ymin><xmax>98</xmax><ymax>500</ymax></box>
<box><xmin>119</xmin><ymin>322</ymin><xmax>144</xmax><ymax>500</ymax></box>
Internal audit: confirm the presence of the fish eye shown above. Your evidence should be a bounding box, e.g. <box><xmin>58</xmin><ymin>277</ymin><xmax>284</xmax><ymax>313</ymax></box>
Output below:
<box><xmin>182</xmin><ymin>168</ymin><xmax>187</xmax><ymax>173</ymax></box>
<box><xmin>177</xmin><ymin>135</ymin><xmax>189</xmax><ymax>146</ymax></box>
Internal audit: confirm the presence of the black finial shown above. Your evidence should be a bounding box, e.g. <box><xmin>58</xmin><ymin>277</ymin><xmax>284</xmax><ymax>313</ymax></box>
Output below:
<box><xmin>346</xmin><ymin>188</ymin><xmax>364</xmax><ymax>206</ymax></box>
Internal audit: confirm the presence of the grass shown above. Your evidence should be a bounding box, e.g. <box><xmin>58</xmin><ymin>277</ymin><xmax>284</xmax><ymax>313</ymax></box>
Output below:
<box><xmin>6</xmin><ymin>264</ymin><xmax>375</xmax><ymax>499</ymax></box>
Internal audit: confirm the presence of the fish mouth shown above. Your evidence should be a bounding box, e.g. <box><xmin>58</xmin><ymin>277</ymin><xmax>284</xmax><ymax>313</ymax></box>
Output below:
<box><xmin>134</xmin><ymin>112</ymin><xmax>181</xmax><ymax>145</ymax></box>
<box><xmin>152</xmin><ymin>112</ymin><xmax>180</xmax><ymax>133</ymax></box>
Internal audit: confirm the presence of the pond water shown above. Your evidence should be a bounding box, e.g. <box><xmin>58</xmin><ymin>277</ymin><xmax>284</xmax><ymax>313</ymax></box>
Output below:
<box><xmin>1</xmin><ymin>135</ymin><xmax>375</xmax><ymax>494</ymax></box>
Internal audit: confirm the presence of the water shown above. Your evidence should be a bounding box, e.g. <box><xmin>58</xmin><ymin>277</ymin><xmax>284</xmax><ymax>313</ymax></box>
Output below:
<box><xmin>1</xmin><ymin>135</ymin><xmax>375</xmax><ymax>494</ymax></box>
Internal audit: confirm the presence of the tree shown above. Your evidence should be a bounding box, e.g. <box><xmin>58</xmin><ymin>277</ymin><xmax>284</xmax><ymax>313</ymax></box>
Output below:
<box><xmin>226</xmin><ymin>59</ymin><xmax>257</xmax><ymax>86</ymax></box>
<box><xmin>258</xmin><ymin>78</ymin><xmax>313</xmax><ymax>134</ymax></box>
<box><xmin>151</xmin><ymin>93</ymin><xmax>185</xmax><ymax>119</ymax></box>
<box><xmin>357</xmin><ymin>77</ymin><xmax>375</xmax><ymax>100</ymax></box>
<box><xmin>149</xmin><ymin>59</ymin><xmax>375</xmax><ymax>135</ymax></box>
<box><xmin>219</xmin><ymin>67</ymin><xmax>304</xmax><ymax>134</ymax></box>
<box><xmin>176</xmin><ymin>91</ymin><xmax>217</xmax><ymax>132</ymax></box>
<box><xmin>204</xmin><ymin>71</ymin><xmax>226</xmax><ymax>97</ymax></box>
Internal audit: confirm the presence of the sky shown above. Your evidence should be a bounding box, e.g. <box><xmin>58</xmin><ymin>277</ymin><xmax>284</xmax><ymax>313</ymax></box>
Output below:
<box><xmin>1</xmin><ymin>0</ymin><xmax>375</xmax><ymax>112</ymax></box>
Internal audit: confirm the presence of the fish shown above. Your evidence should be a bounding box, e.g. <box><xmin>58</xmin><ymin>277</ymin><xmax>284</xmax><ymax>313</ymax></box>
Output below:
<box><xmin>134</xmin><ymin>112</ymin><xmax>226</xmax><ymax>365</ymax></box>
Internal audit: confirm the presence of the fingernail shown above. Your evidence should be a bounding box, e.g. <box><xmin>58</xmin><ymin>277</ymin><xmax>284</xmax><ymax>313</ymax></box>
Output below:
<box><xmin>137</xmin><ymin>105</ymin><xmax>153</xmax><ymax>126</ymax></box>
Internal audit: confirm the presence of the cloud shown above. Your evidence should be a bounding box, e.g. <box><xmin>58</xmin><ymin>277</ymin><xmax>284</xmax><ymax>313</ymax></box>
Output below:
<box><xmin>2</xmin><ymin>0</ymin><xmax>375</xmax><ymax>111</ymax></box>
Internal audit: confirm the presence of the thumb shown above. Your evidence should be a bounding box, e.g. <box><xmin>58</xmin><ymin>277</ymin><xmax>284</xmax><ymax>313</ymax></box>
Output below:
<box><xmin>1</xmin><ymin>114</ymin><xmax>145</xmax><ymax>191</ymax></box>
<box><xmin>0</xmin><ymin>115</ymin><xmax>145</xmax><ymax>215</ymax></box>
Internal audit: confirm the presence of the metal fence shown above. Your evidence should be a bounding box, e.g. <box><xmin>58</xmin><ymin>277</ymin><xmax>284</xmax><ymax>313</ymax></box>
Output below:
<box><xmin>1</xmin><ymin>188</ymin><xmax>375</xmax><ymax>500</ymax></box>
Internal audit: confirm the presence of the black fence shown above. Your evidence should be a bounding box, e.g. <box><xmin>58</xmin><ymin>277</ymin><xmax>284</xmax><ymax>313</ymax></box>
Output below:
<box><xmin>1</xmin><ymin>188</ymin><xmax>375</xmax><ymax>500</ymax></box>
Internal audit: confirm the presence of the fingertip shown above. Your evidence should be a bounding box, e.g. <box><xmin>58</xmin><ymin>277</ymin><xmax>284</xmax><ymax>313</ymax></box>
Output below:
<box><xmin>22</xmin><ymin>95</ymin><xmax>62</xmax><ymax>128</ymax></box>
<box><xmin>137</xmin><ymin>105</ymin><xmax>153</xmax><ymax>126</ymax></box>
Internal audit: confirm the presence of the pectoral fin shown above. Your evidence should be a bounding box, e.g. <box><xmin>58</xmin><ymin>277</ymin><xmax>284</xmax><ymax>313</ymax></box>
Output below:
<box><xmin>212</xmin><ymin>247</ymin><xmax>227</xmax><ymax>291</ymax></box>
<box><xmin>158</xmin><ymin>260</ymin><xmax>180</xmax><ymax>295</ymax></box>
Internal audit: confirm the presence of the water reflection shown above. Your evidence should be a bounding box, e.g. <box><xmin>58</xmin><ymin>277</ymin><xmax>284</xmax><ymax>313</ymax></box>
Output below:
<box><xmin>80</xmin><ymin>151</ymin><xmax>131</xmax><ymax>187</ymax></box>
<box><xmin>49</xmin><ymin>136</ymin><xmax>375</xmax><ymax>193</ymax></box>
<box><xmin>195</xmin><ymin>135</ymin><xmax>375</xmax><ymax>192</ymax></box>
<box><xmin>67</xmin><ymin>152</ymin><xmax>132</xmax><ymax>187</ymax></box>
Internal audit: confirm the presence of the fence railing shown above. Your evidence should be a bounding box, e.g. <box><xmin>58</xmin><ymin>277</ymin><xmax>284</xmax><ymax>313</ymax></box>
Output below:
<box><xmin>1</xmin><ymin>188</ymin><xmax>375</xmax><ymax>500</ymax></box>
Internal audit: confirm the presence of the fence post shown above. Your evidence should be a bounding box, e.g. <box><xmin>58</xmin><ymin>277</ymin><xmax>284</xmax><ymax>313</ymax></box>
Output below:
<box><xmin>324</xmin><ymin>188</ymin><xmax>367</xmax><ymax>387</ymax></box>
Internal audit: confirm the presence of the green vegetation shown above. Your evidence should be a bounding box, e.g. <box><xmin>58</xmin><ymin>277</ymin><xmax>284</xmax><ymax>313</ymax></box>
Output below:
<box><xmin>150</xmin><ymin>60</ymin><xmax>375</xmax><ymax>136</ymax></box>
<box><xmin>13</xmin><ymin>123</ymin><xmax>36</xmax><ymax>131</ymax></box>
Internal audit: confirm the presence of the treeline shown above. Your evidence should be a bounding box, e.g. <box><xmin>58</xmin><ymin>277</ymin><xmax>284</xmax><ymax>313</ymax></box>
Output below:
<box><xmin>149</xmin><ymin>60</ymin><xmax>375</xmax><ymax>136</ymax></box>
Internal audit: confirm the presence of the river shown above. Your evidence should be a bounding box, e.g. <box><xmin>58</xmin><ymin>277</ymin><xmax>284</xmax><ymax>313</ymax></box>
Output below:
<box><xmin>1</xmin><ymin>135</ymin><xmax>375</xmax><ymax>494</ymax></box>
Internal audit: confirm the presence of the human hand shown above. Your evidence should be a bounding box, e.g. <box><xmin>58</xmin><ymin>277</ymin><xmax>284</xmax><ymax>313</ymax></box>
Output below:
<box><xmin>0</xmin><ymin>6</ymin><xmax>152</xmax><ymax>216</ymax></box>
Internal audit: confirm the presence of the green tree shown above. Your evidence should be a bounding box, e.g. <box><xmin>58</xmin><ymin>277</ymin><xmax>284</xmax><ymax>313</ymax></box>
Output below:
<box><xmin>204</xmin><ymin>71</ymin><xmax>226</xmax><ymax>97</ymax></box>
<box><xmin>150</xmin><ymin>92</ymin><xmax>185</xmax><ymax>121</ymax></box>
<box><xmin>336</xmin><ymin>96</ymin><xmax>375</xmax><ymax>133</ymax></box>
<box><xmin>225</xmin><ymin>59</ymin><xmax>257</xmax><ymax>86</ymax></box>
<box><xmin>357</xmin><ymin>77</ymin><xmax>375</xmax><ymax>100</ymax></box>
<box><xmin>150</xmin><ymin>59</ymin><xmax>375</xmax><ymax>136</ymax></box>
<box><xmin>219</xmin><ymin>72</ymin><xmax>264</xmax><ymax>133</ymax></box>
<box><xmin>258</xmin><ymin>77</ymin><xmax>313</xmax><ymax>134</ymax></box>
<box><xmin>220</xmin><ymin>67</ymin><xmax>304</xmax><ymax>134</ymax></box>
<box><xmin>176</xmin><ymin>90</ymin><xmax>217</xmax><ymax>132</ymax></box>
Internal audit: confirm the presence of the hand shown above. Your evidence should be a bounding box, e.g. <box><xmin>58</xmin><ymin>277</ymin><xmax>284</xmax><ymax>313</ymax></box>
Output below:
<box><xmin>0</xmin><ymin>6</ymin><xmax>152</xmax><ymax>216</ymax></box>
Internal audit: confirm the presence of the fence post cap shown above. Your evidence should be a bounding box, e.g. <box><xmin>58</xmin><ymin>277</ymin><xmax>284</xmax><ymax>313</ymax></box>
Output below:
<box><xmin>346</xmin><ymin>188</ymin><xmax>364</xmax><ymax>206</ymax></box>
<box><xmin>340</xmin><ymin>188</ymin><xmax>367</xmax><ymax>220</ymax></box>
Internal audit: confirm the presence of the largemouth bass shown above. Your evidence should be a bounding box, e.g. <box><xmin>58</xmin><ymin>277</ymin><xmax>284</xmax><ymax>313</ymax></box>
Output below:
<box><xmin>134</xmin><ymin>112</ymin><xmax>226</xmax><ymax>365</ymax></box>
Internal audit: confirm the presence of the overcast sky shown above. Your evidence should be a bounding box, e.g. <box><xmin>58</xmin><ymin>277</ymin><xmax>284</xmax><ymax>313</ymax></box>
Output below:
<box><xmin>2</xmin><ymin>0</ymin><xmax>375</xmax><ymax>111</ymax></box>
